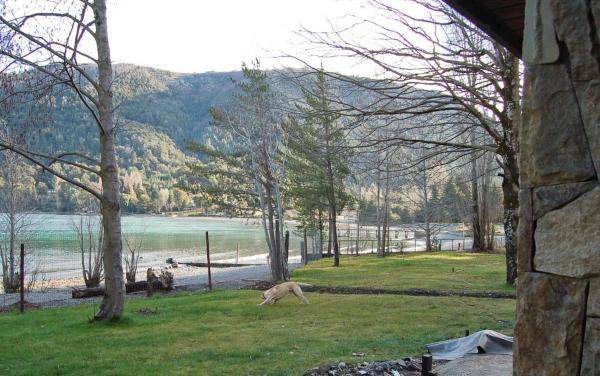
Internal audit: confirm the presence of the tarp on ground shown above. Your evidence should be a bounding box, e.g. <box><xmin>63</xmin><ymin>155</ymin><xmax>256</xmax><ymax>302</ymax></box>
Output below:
<box><xmin>425</xmin><ymin>330</ymin><xmax>513</xmax><ymax>360</ymax></box>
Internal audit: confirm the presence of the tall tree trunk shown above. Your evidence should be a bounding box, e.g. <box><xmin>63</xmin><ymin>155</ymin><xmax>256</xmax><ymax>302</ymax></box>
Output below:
<box><xmin>356</xmin><ymin>185</ymin><xmax>361</xmax><ymax>256</ymax></box>
<box><xmin>502</xmin><ymin>167</ymin><xmax>518</xmax><ymax>284</ymax></box>
<box><xmin>265</xmin><ymin>184</ymin><xmax>282</xmax><ymax>281</ymax></box>
<box><xmin>318</xmin><ymin>209</ymin><xmax>324</xmax><ymax>256</ymax></box>
<box><xmin>424</xmin><ymin>198</ymin><xmax>432</xmax><ymax>252</ymax></box>
<box><xmin>8</xmin><ymin>208</ymin><xmax>16</xmax><ymax>291</ymax></box>
<box><xmin>381</xmin><ymin>163</ymin><xmax>390</xmax><ymax>256</ymax></box>
<box><xmin>326</xmin><ymin>157</ymin><xmax>339</xmax><ymax>266</ymax></box>
<box><xmin>376</xmin><ymin>169</ymin><xmax>383</xmax><ymax>256</ymax></box>
<box><xmin>327</xmin><ymin>209</ymin><xmax>332</xmax><ymax>256</ymax></box>
<box><xmin>274</xmin><ymin>183</ymin><xmax>288</xmax><ymax>280</ymax></box>
<box><xmin>330</xmin><ymin>205</ymin><xmax>339</xmax><ymax>266</ymax></box>
<box><xmin>501</xmin><ymin>56</ymin><xmax>520</xmax><ymax>285</ymax></box>
<box><xmin>381</xmin><ymin>197</ymin><xmax>388</xmax><ymax>256</ymax></box>
<box><xmin>470</xmin><ymin>156</ymin><xmax>483</xmax><ymax>252</ymax></box>
<box><xmin>93</xmin><ymin>0</ymin><xmax>125</xmax><ymax>321</ymax></box>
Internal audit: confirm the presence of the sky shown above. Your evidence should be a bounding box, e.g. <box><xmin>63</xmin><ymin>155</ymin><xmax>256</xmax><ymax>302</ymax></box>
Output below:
<box><xmin>107</xmin><ymin>0</ymin><xmax>369</xmax><ymax>74</ymax></box>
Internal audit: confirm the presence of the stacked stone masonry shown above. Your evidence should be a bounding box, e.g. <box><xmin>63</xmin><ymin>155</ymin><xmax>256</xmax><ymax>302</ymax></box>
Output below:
<box><xmin>516</xmin><ymin>0</ymin><xmax>599</xmax><ymax>375</ymax></box>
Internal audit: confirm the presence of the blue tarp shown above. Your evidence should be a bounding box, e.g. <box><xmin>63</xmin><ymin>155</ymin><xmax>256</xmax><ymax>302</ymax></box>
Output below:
<box><xmin>426</xmin><ymin>330</ymin><xmax>513</xmax><ymax>360</ymax></box>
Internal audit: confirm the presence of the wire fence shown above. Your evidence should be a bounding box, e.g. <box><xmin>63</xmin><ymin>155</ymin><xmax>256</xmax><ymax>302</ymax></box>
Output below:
<box><xmin>0</xmin><ymin>227</ymin><xmax>504</xmax><ymax>311</ymax></box>
<box><xmin>0</xmin><ymin>230</ymin><xmax>304</xmax><ymax>310</ymax></box>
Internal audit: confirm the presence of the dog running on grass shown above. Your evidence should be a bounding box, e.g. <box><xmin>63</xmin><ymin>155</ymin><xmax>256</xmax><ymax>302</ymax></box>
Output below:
<box><xmin>259</xmin><ymin>282</ymin><xmax>310</xmax><ymax>305</ymax></box>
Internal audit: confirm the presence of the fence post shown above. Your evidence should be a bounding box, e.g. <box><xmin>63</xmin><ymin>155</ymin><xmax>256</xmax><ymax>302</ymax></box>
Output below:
<box><xmin>421</xmin><ymin>353</ymin><xmax>433</xmax><ymax>375</ymax></box>
<box><xmin>205</xmin><ymin>231</ymin><xmax>212</xmax><ymax>291</ymax></box>
<box><xmin>20</xmin><ymin>243</ymin><xmax>25</xmax><ymax>314</ymax></box>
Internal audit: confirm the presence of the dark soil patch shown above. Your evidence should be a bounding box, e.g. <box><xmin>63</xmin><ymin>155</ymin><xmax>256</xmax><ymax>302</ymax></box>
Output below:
<box><xmin>304</xmin><ymin>357</ymin><xmax>447</xmax><ymax>376</ymax></box>
<box><xmin>135</xmin><ymin>307</ymin><xmax>160</xmax><ymax>316</ymax></box>
<box><xmin>303</xmin><ymin>285</ymin><xmax>515</xmax><ymax>299</ymax></box>
<box><xmin>0</xmin><ymin>300</ymin><xmax>42</xmax><ymax>313</ymax></box>
<box><xmin>245</xmin><ymin>281</ymin><xmax>516</xmax><ymax>299</ymax></box>
<box><xmin>244</xmin><ymin>280</ymin><xmax>276</xmax><ymax>290</ymax></box>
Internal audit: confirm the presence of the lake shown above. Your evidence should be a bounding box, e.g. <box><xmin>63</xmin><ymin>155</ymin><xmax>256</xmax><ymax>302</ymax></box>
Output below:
<box><xmin>17</xmin><ymin>213</ymin><xmax>304</xmax><ymax>259</ymax></box>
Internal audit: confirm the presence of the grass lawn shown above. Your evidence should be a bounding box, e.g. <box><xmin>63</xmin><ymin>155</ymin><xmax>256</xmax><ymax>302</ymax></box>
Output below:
<box><xmin>292</xmin><ymin>252</ymin><xmax>514</xmax><ymax>293</ymax></box>
<box><xmin>0</xmin><ymin>291</ymin><xmax>514</xmax><ymax>375</ymax></box>
<box><xmin>0</xmin><ymin>252</ymin><xmax>516</xmax><ymax>375</ymax></box>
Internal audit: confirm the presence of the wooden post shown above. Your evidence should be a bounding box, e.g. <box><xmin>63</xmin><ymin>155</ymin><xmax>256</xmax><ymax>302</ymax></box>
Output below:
<box><xmin>205</xmin><ymin>231</ymin><xmax>212</xmax><ymax>291</ymax></box>
<box><xmin>236</xmin><ymin>242</ymin><xmax>239</xmax><ymax>264</ymax></box>
<box><xmin>421</xmin><ymin>353</ymin><xmax>432</xmax><ymax>375</ymax></box>
<box><xmin>19</xmin><ymin>243</ymin><xmax>25</xmax><ymax>313</ymax></box>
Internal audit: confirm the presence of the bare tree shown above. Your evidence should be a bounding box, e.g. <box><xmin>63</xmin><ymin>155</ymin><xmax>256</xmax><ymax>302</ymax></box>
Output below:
<box><xmin>73</xmin><ymin>209</ymin><xmax>104</xmax><ymax>288</ymax></box>
<box><xmin>0</xmin><ymin>0</ymin><xmax>125</xmax><ymax>319</ymax></box>
<box><xmin>295</xmin><ymin>0</ymin><xmax>521</xmax><ymax>283</ymax></box>
<box><xmin>123</xmin><ymin>226</ymin><xmax>145</xmax><ymax>284</ymax></box>
<box><xmin>208</xmin><ymin>60</ymin><xmax>289</xmax><ymax>281</ymax></box>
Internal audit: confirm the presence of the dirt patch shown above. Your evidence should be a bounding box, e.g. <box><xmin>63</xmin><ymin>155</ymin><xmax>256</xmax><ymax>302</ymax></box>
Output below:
<box><xmin>0</xmin><ymin>300</ymin><xmax>42</xmax><ymax>313</ymax></box>
<box><xmin>303</xmin><ymin>285</ymin><xmax>515</xmax><ymax>299</ymax></box>
<box><xmin>244</xmin><ymin>280</ymin><xmax>276</xmax><ymax>290</ymax></box>
<box><xmin>304</xmin><ymin>357</ymin><xmax>447</xmax><ymax>376</ymax></box>
<box><xmin>245</xmin><ymin>282</ymin><xmax>515</xmax><ymax>299</ymax></box>
<box><xmin>135</xmin><ymin>307</ymin><xmax>160</xmax><ymax>316</ymax></box>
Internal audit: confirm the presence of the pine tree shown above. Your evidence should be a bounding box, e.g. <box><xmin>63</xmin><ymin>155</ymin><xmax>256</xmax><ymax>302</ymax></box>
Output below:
<box><xmin>286</xmin><ymin>70</ymin><xmax>352</xmax><ymax>266</ymax></box>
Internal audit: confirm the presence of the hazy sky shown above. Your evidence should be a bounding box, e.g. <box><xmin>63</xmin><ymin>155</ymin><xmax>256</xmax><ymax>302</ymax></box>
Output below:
<box><xmin>107</xmin><ymin>0</ymin><xmax>367</xmax><ymax>74</ymax></box>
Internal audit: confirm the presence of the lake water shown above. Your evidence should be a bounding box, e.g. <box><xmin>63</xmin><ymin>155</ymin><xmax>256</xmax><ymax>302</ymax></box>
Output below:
<box><xmin>17</xmin><ymin>213</ymin><xmax>304</xmax><ymax>259</ymax></box>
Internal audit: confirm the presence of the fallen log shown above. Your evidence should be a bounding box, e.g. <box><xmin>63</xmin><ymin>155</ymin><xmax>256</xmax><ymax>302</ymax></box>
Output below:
<box><xmin>71</xmin><ymin>280</ymin><xmax>172</xmax><ymax>299</ymax></box>
<box><xmin>166</xmin><ymin>257</ymin><xmax>258</xmax><ymax>268</ymax></box>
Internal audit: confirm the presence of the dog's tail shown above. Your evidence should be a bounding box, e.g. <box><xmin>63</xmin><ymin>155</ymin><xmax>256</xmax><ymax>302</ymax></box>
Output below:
<box><xmin>295</xmin><ymin>282</ymin><xmax>313</xmax><ymax>287</ymax></box>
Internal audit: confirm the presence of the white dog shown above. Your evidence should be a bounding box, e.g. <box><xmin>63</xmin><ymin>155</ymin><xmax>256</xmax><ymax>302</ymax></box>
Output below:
<box><xmin>259</xmin><ymin>282</ymin><xmax>310</xmax><ymax>305</ymax></box>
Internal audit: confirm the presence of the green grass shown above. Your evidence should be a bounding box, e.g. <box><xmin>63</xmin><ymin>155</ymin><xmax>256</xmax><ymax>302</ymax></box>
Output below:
<box><xmin>0</xmin><ymin>252</ymin><xmax>516</xmax><ymax>375</ymax></box>
<box><xmin>292</xmin><ymin>252</ymin><xmax>514</xmax><ymax>293</ymax></box>
<box><xmin>0</xmin><ymin>290</ymin><xmax>514</xmax><ymax>375</ymax></box>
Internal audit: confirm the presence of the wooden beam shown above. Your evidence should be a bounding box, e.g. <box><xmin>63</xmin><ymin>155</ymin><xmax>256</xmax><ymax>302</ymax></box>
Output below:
<box><xmin>442</xmin><ymin>0</ymin><xmax>524</xmax><ymax>57</ymax></box>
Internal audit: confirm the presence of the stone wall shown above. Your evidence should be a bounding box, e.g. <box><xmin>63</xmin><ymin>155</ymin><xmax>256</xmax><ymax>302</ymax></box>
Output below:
<box><xmin>515</xmin><ymin>0</ymin><xmax>599</xmax><ymax>375</ymax></box>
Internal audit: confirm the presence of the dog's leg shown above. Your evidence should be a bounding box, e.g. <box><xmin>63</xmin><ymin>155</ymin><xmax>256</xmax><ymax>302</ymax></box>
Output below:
<box><xmin>259</xmin><ymin>297</ymin><xmax>273</xmax><ymax>306</ymax></box>
<box><xmin>292</xmin><ymin>286</ymin><xmax>309</xmax><ymax>304</ymax></box>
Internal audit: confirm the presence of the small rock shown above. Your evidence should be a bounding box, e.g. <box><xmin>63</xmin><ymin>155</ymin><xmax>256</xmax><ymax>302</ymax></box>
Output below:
<box><xmin>318</xmin><ymin>365</ymin><xmax>330</xmax><ymax>373</ymax></box>
<box><xmin>338</xmin><ymin>362</ymin><xmax>346</xmax><ymax>369</ymax></box>
<box><xmin>358</xmin><ymin>371</ymin><xmax>367</xmax><ymax>375</ymax></box>
<box><xmin>391</xmin><ymin>371</ymin><xmax>401</xmax><ymax>376</ymax></box>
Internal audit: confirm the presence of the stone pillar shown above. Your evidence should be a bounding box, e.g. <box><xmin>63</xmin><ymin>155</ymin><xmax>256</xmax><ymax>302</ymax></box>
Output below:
<box><xmin>515</xmin><ymin>1</ymin><xmax>600</xmax><ymax>375</ymax></box>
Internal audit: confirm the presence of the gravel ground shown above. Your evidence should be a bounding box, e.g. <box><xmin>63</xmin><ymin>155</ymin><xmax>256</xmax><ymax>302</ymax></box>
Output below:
<box><xmin>435</xmin><ymin>354</ymin><xmax>512</xmax><ymax>376</ymax></box>
<box><xmin>0</xmin><ymin>259</ymin><xmax>302</xmax><ymax>309</ymax></box>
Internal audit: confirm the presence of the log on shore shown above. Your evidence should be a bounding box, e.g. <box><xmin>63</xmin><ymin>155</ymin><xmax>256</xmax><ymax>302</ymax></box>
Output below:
<box><xmin>166</xmin><ymin>257</ymin><xmax>257</xmax><ymax>268</ymax></box>
<box><xmin>71</xmin><ymin>280</ymin><xmax>171</xmax><ymax>299</ymax></box>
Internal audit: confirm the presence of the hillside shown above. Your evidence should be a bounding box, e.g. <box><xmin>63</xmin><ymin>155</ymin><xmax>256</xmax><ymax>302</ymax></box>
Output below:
<box><xmin>29</xmin><ymin>65</ymin><xmax>244</xmax><ymax>213</ymax></box>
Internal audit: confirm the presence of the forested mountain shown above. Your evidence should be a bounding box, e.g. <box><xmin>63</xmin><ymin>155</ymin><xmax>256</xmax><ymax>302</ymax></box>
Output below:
<box><xmin>16</xmin><ymin>63</ymin><xmax>493</xmax><ymax>221</ymax></box>
<box><xmin>29</xmin><ymin>64</ymin><xmax>245</xmax><ymax>212</ymax></box>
